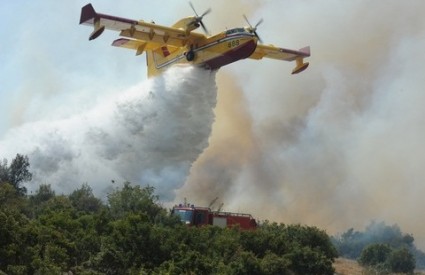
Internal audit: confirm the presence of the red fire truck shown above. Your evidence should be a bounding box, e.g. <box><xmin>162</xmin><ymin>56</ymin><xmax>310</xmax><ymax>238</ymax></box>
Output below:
<box><xmin>172</xmin><ymin>203</ymin><xmax>257</xmax><ymax>230</ymax></box>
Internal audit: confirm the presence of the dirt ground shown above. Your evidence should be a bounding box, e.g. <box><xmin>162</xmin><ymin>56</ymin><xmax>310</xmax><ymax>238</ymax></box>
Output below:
<box><xmin>334</xmin><ymin>258</ymin><xmax>364</xmax><ymax>275</ymax></box>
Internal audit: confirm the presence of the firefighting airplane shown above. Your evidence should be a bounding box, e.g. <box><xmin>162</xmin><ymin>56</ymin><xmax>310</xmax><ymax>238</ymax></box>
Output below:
<box><xmin>80</xmin><ymin>3</ymin><xmax>310</xmax><ymax>78</ymax></box>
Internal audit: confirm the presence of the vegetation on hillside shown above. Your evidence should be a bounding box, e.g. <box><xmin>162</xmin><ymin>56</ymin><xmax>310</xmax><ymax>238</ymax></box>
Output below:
<box><xmin>358</xmin><ymin>243</ymin><xmax>415</xmax><ymax>274</ymax></box>
<box><xmin>333</xmin><ymin>221</ymin><xmax>425</xmax><ymax>273</ymax></box>
<box><xmin>0</xmin><ymin>154</ymin><xmax>338</xmax><ymax>274</ymax></box>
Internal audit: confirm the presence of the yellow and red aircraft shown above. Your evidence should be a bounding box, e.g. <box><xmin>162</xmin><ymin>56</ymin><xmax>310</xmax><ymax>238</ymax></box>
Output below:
<box><xmin>80</xmin><ymin>3</ymin><xmax>310</xmax><ymax>78</ymax></box>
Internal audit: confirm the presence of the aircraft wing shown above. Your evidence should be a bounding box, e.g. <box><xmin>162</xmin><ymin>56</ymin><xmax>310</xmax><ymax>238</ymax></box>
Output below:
<box><xmin>111</xmin><ymin>38</ymin><xmax>180</xmax><ymax>57</ymax></box>
<box><xmin>111</xmin><ymin>38</ymin><xmax>161</xmax><ymax>55</ymax></box>
<box><xmin>79</xmin><ymin>4</ymin><xmax>205</xmax><ymax>48</ymax></box>
<box><xmin>250</xmin><ymin>44</ymin><xmax>311</xmax><ymax>74</ymax></box>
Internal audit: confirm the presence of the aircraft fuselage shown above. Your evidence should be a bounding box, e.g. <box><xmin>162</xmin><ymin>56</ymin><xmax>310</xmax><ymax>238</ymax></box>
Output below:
<box><xmin>150</xmin><ymin>28</ymin><xmax>257</xmax><ymax>74</ymax></box>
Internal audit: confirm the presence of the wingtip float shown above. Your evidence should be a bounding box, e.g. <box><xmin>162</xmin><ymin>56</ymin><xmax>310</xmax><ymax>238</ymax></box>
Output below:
<box><xmin>80</xmin><ymin>3</ymin><xmax>310</xmax><ymax>78</ymax></box>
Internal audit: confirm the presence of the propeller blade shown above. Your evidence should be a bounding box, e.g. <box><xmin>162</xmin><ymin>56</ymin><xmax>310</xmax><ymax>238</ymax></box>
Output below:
<box><xmin>243</xmin><ymin>15</ymin><xmax>264</xmax><ymax>42</ymax></box>
<box><xmin>254</xmin><ymin>31</ymin><xmax>263</xmax><ymax>43</ymax></box>
<box><xmin>201</xmin><ymin>8</ymin><xmax>211</xmax><ymax>18</ymax></box>
<box><xmin>188</xmin><ymin>2</ymin><xmax>211</xmax><ymax>35</ymax></box>
<box><xmin>200</xmin><ymin>21</ymin><xmax>209</xmax><ymax>35</ymax></box>
<box><xmin>255</xmin><ymin>18</ymin><xmax>264</xmax><ymax>28</ymax></box>
<box><xmin>243</xmin><ymin>14</ymin><xmax>252</xmax><ymax>28</ymax></box>
<box><xmin>189</xmin><ymin>2</ymin><xmax>198</xmax><ymax>16</ymax></box>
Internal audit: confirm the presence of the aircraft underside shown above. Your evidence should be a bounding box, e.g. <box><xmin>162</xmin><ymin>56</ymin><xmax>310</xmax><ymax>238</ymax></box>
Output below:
<box><xmin>151</xmin><ymin>35</ymin><xmax>257</xmax><ymax>72</ymax></box>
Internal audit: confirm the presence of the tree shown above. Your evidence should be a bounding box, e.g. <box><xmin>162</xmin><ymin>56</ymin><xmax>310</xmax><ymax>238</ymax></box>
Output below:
<box><xmin>359</xmin><ymin>243</ymin><xmax>416</xmax><ymax>274</ymax></box>
<box><xmin>0</xmin><ymin>182</ymin><xmax>26</xmax><ymax>210</ymax></box>
<box><xmin>0</xmin><ymin>210</ymin><xmax>24</xmax><ymax>271</ymax></box>
<box><xmin>69</xmin><ymin>183</ymin><xmax>102</xmax><ymax>213</ymax></box>
<box><xmin>107</xmin><ymin>182</ymin><xmax>165</xmax><ymax>222</ymax></box>
<box><xmin>31</xmin><ymin>184</ymin><xmax>55</xmax><ymax>204</ymax></box>
<box><xmin>388</xmin><ymin>247</ymin><xmax>415</xmax><ymax>274</ymax></box>
<box><xmin>0</xmin><ymin>154</ymin><xmax>32</xmax><ymax>195</ymax></box>
<box><xmin>358</xmin><ymin>243</ymin><xmax>392</xmax><ymax>267</ymax></box>
<box><xmin>0</xmin><ymin>159</ymin><xmax>8</xmax><ymax>183</ymax></box>
<box><xmin>240</xmin><ymin>222</ymin><xmax>337</xmax><ymax>275</ymax></box>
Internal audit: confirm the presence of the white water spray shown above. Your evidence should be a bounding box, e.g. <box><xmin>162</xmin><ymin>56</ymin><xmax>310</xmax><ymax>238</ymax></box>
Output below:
<box><xmin>0</xmin><ymin>66</ymin><xmax>217</xmax><ymax>200</ymax></box>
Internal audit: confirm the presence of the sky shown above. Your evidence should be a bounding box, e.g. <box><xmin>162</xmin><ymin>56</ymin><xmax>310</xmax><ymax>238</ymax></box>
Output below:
<box><xmin>2</xmin><ymin>0</ymin><xmax>425</xmax><ymax>247</ymax></box>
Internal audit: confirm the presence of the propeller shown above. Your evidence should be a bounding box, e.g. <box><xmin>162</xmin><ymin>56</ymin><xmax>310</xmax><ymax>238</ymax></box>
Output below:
<box><xmin>243</xmin><ymin>14</ymin><xmax>263</xmax><ymax>43</ymax></box>
<box><xmin>189</xmin><ymin>2</ymin><xmax>211</xmax><ymax>35</ymax></box>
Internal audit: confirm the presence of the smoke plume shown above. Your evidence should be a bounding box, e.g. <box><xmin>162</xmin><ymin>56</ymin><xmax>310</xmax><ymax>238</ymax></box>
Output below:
<box><xmin>176</xmin><ymin>1</ymin><xmax>425</xmax><ymax>247</ymax></box>
<box><xmin>0</xmin><ymin>67</ymin><xmax>217</xmax><ymax>200</ymax></box>
<box><xmin>2</xmin><ymin>0</ymin><xmax>425</xmax><ymax>249</ymax></box>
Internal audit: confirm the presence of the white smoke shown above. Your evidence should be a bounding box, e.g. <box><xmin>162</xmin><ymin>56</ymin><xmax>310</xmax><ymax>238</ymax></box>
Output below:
<box><xmin>0</xmin><ymin>66</ymin><xmax>217</xmax><ymax>200</ymax></box>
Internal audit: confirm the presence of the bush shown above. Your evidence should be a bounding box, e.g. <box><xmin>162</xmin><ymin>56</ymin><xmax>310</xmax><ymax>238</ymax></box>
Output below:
<box><xmin>358</xmin><ymin>243</ymin><xmax>415</xmax><ymax>274</ymax></box>
<box><xmin>358</xmin><ymin>243</ymin><xmax>392</xmax><ymax>267</ymax></box>
<box><xmin>333</xmin><ymin>221</ymin><xmax>425</xmax><ymax>269</ymax></box>
<box><xmin>388</xmin><ymin>247</ymin><xmax>415</xmax><ymax>274</ymax></box>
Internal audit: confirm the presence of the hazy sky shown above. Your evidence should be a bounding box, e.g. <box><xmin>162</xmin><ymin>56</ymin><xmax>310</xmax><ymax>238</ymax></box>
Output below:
<box><xmin>0</xmin><ymin>1</ymin><xmax>179</xmax><ymax>135</ymax></box>
<box><xmin>2</xmin><ymin>1</ymin><xmax>425</xmax><ymax>247</ymax></box>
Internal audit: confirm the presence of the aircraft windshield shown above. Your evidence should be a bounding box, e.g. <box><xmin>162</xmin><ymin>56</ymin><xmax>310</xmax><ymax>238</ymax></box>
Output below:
<box><xmin>174</xmin><ymin>209</ymin><xmax>194</xmax><ymax>224</ymax></box>
<box><xmin>226</xmin><ymin>28</ymin><xmax>246</xmax><ymax>35</ymax></box>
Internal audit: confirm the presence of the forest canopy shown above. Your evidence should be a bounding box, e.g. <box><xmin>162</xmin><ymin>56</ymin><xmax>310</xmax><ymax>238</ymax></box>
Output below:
<box><xmin>0</xmin><ymin>155</ymin><xmax>337</xmax><ymax>274</ymax></box>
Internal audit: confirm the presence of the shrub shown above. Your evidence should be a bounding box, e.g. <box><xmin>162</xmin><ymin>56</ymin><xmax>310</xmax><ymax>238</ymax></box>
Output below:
<box><xmin>388</xmin><ymin>247</ymin><xmax>415</xmax><ymax>274</ymax></box>
<box><xmin>358</xmin><ymin>243</ymin><xmax>415</xmax><ymax>274</ymax></box>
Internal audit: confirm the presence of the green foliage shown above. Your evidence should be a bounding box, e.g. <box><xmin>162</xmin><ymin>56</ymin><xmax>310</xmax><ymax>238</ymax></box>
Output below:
<box><xmin>0</xmin><ymin>178</ymin><xmax>337</xmax><ymax>274</ymax></box>
<box><xmin>69</xmin><ymin>183</ymin><xmax>102</xmax><ymax>213</ymax></box>
<box><xmin>388</xmin><ymin>247</ymin><xmax>415</xmax><ymax>274</ymax></box>
<box><xmin>0</xmin><ymin>182</ymin><xmax>26</xmax><ymax>211</ymax></box>
<box><xmin>358</xmin><ymin>243</ymin><xmax>392</xmax><ymax>267</ymax></box>
<box><xmin>0</xmin><ymin>154</ymin><xmax>32</xmax><ymax>195</ymax></box>
<box><xmin>333</xmin><ymin>221</ymin><xmax>425</xmax><ymax>269</ymax></box>
<box><xmin>240</xmin><ymin>222</ymin><xmax>337</xmax><ymax>274</ymax></box>
<box><xmin>32</xmin><ymin>184</ymin><xmax>56</xmax><ymax>204</ymax></box>
<box><xmin>107</xmin><ymin>182</ymin><xmax>165</xmax><ymax>222</ymax></box>
<box><xmin>358</xmin><ymin>243</ymin><xmax>415</xmax><ymax>274</ymax></box>
<box><xmin>0</xmin><ymin>208</ymin><xmax>29</xmax><ymax>272</ymax></box>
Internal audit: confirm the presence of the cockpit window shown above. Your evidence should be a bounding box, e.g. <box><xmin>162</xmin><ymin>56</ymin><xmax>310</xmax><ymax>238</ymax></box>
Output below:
<box><xmin>226</xmin><ymin>28</ymin><xmax>246</xmax><ymax>35</ymax></box>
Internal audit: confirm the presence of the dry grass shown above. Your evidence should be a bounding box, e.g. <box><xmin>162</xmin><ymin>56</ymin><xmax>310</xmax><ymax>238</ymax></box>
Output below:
<box><xmin>333</xmin><ymin>257</ymin><xmax>425</xmax><ymax>275</ymax></box>
<box><xmin>334</xmin><ymin>258</ymin><xmax>364</xmax><ymax>275</ymax></box>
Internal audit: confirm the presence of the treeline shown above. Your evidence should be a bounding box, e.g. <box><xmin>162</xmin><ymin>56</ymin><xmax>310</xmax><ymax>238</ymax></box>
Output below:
<box><xmin>333</xmin><ymin>221</ymin><xmax>425</xmax><ymax>273</ymax></box>
<box><xmin>0</xmin><ymin>155</ymin><xmax>337</xmax><ymax>274</ymax></box>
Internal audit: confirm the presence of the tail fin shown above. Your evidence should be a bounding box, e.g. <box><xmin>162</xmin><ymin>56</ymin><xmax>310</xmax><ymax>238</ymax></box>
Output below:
<box><xmin>80</xmin><ymin>4</ymin><xmax>105</xmax><ymax>40</ymax></box>
<box><xmin>79</xmin><ymin>4</ymin><xmax>97</xmax><ymax>24</ymax></box>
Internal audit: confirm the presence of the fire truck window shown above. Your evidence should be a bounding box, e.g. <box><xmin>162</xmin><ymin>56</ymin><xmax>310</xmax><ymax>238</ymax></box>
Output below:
<box><xmin>174</xmin><ymin>209</ymin><xmax>193</xmax><ymax>224</ymax></box>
